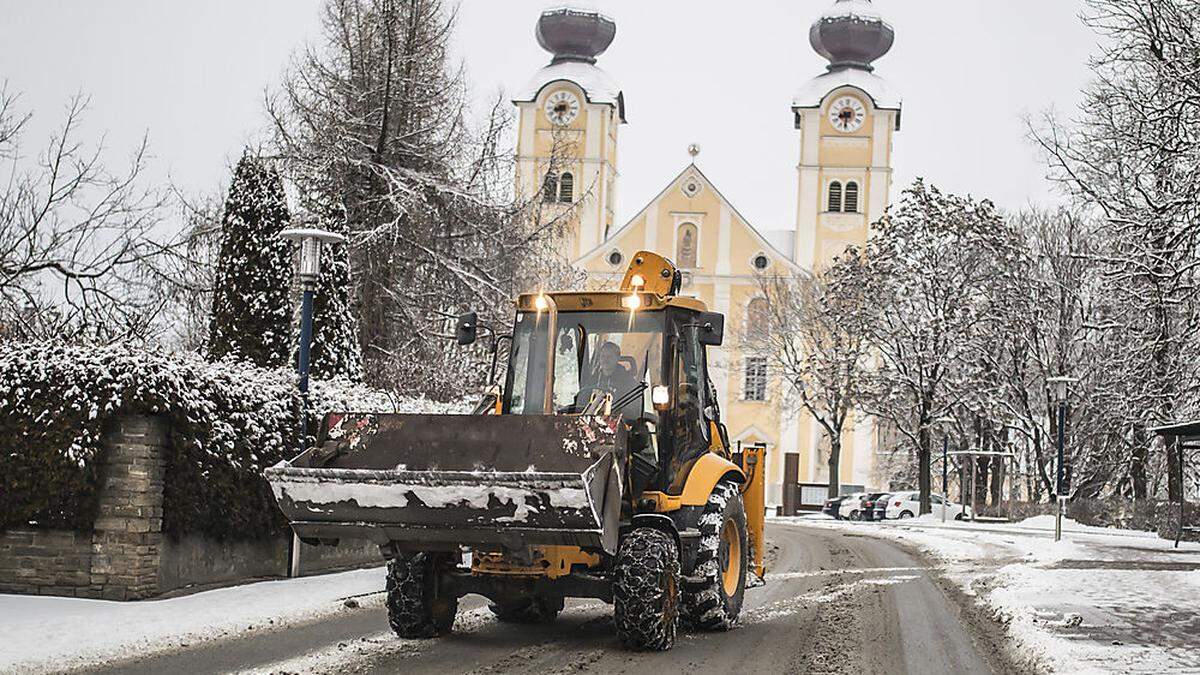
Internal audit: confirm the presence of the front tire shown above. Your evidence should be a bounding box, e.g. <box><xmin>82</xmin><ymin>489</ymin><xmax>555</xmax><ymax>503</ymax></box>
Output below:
<box><xmin>614</xmin><ymin>528</ymin><xmax>680</xmax><ymax>651</ymax></box>
<box><xmin>386</xmin><ymin>552</ymin><xmax>458</xmax><ymax>638</ymax></box>
<box><xmin>849</xmin><ymin>510</ymin><xmax>861</xmax><ymax>521</ymax></box>
<box><xmin>899</xmin><ymin>510</ymin><xmax>914</xmax><ymax>519</ymax></box>
<box><xmin>682</xmin><ymin>481</ymin><xmax>748</xmax><ymax>631</ymax></box>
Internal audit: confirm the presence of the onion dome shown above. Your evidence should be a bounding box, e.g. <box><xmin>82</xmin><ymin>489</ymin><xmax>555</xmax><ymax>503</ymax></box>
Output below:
<box><xmin>536</xmin><ymin>7</ymin><xmax>616</xmax><ymax>64</ymax></box>
<box><xmin>809</xmin><ymin>0</ymin><xmax>894</xmax><ymax>72</ymax></box>
<box><xmin>517</xmin><ymin>6</ymin><xmax>625</xmax><ymax>122</ymax></box>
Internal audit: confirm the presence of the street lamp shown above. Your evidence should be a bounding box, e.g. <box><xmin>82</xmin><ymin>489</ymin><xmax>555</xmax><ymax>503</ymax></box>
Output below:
<box><xmin>1047</xmin><ymin>375</ymin><xmax>1077</xmax><ymax>542</ymax></box>
<box><xmin>280</xmin><ymin>221</ymin><xmax>345</xmax><ymax>579</ymax></box>
<box><xmin>933</xmin><ymin>416</ymin><xmax>956</xmax><ymax>523</ymax></box>
<box><xmin>280</xmin><ymin>222</ymin><xmax>346</xmax><ymax>454</ymax></box>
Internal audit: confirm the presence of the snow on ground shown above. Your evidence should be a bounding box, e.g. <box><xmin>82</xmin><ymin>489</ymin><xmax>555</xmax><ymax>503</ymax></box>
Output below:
<box><xmin>773</xmin><ymin>513</ymin><xmax>1200</xmax><ymax>674</ymax></box>
<box><xmin>0</xmin><ymin>565</ymin><xmax>387</xmax><ymax>674</ymax></box>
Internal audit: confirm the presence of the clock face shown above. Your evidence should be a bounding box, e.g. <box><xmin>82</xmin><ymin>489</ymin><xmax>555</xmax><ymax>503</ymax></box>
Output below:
<box><xmin>544</xmin><ymin>90</ymin><xmax>581</xmax><ymax>126</ymax></box>
<box><xmin>828</xmin><ymin>96</ymin><xmax>866</xmax><ymax>133</ymax></box>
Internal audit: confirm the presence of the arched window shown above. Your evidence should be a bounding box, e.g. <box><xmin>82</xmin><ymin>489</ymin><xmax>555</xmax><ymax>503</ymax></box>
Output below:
<box><xmin>828</xmin><ymin>181</ymin><xmax>843</xmax><ymax>212</ymax></box>
<box><xmin>558</xmin><ymin>172</ymin><xmax>574</xmax><ymax>203</ymax></box>
<box><xmin>542</xmin><ymin>172</ymin><xmax>557</xmax><ymax>202</ymax></box>
<box><xmin>677</xmin><ymin>223</ymin><xmax>698</xmax><ymax>269</ymax></box>
<box><xmin>844</xmin><ymin>181</ymin><xmax>859</xmax><ymax>213</ymax></box>
<box><xmin>746</xmin><ymin>297</ymin><xmax>769</xmax><ymax>344</ymax></box>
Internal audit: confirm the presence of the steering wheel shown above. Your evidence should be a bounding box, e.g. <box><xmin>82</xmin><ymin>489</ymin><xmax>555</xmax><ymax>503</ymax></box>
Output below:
<box><xmin>557</xmin><ymin>386</ymin><xmax>611</xmax><ymax>414</ymax></box>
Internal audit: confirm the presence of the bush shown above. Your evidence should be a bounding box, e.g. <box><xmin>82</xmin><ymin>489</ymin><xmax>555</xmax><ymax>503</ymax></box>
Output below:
<box><xmin>0</xmin><ymin>342</ymin><xmax>462</xmax><ymax>540</ymax></box>
<box><xmin>999</xmin><ymin>498</ymin><xmax>1198</xmax><ymax>543</ymax></box>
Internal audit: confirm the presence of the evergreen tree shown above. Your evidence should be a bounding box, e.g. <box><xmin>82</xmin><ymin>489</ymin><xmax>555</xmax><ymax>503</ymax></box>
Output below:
<box><xmin>309</xmin><ymin>213</ymin><xmax>363</xmax><ymax>381</ymax></box>
<box><xmin>208</xmin><ymin>152</ymin><xmax>293</xmax><ymax>368</ymax></box>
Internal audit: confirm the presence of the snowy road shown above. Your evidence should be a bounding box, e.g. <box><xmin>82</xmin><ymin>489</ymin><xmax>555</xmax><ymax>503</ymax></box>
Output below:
<box><xmin>76</xmin><ymin>523</ymin><xmax>1011</xmax><ymax>675</ymax></box>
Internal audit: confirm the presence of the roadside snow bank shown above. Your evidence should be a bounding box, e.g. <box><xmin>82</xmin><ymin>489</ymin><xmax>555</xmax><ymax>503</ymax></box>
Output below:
<box><xmin>0</xmin><ymin>566</ymin><xmax>386</xmax><ymax>674</ymax></box>
<box><xmin>771</xmin><ymin>515</ymin><xmax>1200</xmax><ymax>673</ymax></box>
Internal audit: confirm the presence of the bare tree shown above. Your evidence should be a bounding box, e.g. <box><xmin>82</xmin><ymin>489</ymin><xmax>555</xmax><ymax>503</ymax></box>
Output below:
<box><xmin>148</xmin><ymin>189</ymin><xmax>224</xmax><ymax>352</ymax></box>
<box><xmin>0</xmin><ymin>87</ymin><xmax>167</xmax><ymax>343</ymax></box>
<box><xmin>857</xmin><ymin>180</ymin><xmax>1014</xmax><ymax>515</ymax></box>
<box><xmin>267</xmin><ymin>0</ymin><xmax>576</xmax><ymax>395</ymax></box>
<box><xmin>762</xmin><ymin>257</ymin><xmax>872</xmax><ymax>497</ymax></box>
<box><xmin>1032</xmin><ymin>0</ymin><xmax>1200</xmax><ymax>500</ymax></box>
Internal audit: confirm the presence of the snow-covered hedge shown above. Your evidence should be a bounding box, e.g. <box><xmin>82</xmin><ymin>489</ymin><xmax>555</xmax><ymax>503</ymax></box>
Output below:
<box><xmin>0</xmin><ymin>342</ymin><xmax>464</xmax><ymax>540</ymax></box>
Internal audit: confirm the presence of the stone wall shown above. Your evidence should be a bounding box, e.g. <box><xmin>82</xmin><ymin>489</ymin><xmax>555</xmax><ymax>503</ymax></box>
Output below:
<box><xmin>0</xmin><ymin>415</ymin><xmax>379</xmax><ymax>600</ymax></box>
<box><xmin>91</xmin><ymin>415</ymin><xmax>168</xmax><ymax>599</ymax></box>
<box><xmin>0</xmin><ymin>530</ymin><xmax>93</xmax><ymax>595</ymax></box>
<box><xmin>0</xmin><ymin>416</ymin><xmax>166</xmax><ymax>599</ymax></box>
<box><xmin>158</xmin><ymin>536</ymin><xmax>381</xmax><ymax>594</ymax></box>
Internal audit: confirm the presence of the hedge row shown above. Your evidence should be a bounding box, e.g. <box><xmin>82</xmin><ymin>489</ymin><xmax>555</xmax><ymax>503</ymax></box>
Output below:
<box><xmin>0</xmin><ymin>342</ymin><xmax>461</xmax><ymax>541</ymax></box>
<box><xmin>981</xmin><ymin>498</ymin><xmax>1198</xmax><ymax>542</ymax></box>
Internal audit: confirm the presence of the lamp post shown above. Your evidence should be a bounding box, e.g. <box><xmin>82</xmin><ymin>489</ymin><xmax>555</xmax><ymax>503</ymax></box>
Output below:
<box><xmin>933</xmin><ymin>416</ymin><xmax>956</xmax><ymax>523</ymax></box>
<box><xmin>280</xmin><ymin>222</ymin><xmax>344</xmax><ymax>579</ymax></box>
<box><xmin>280</xmin><ymin>223</ymin><xmax>346</xmax><ymax>455</ymax></box>
<box><xmin>1047</xmin><ymin>375</ymin><xmax>1077</xmax><ymax>542</ymax></box>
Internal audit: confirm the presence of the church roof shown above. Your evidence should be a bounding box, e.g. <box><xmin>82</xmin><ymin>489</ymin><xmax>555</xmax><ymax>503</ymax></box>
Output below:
<box><xmin>514</xmin><ymin>61</ymin><xmax>626</xmax><ymax>121</ymax></box>
<box><xmin>792</xmin><ymin>67</ymin><xmax>901</xmax><ymax>111</ymax></box>
<box><xmin>762</xmin><ymin>229</ymin><xmax>795</xmax><ymax>258</ymax></box>
<box><xmin>576</xmin><ymin>162</ymin><xmax>802</xmax><ymax>274</ymax></box>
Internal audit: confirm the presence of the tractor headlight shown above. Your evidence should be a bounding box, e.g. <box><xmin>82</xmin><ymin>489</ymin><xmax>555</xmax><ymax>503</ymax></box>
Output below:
<box><xmin>652</xmin><ymin>385</ymin><xmax>670</xmax><ymax>408</ymax></box>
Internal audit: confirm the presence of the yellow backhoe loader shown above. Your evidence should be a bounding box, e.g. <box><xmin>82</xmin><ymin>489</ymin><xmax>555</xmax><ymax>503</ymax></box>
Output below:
<box><xmin>265</xmin><ymin>251</ymin><xmax>767</xmax><ymax>651</ymax></box>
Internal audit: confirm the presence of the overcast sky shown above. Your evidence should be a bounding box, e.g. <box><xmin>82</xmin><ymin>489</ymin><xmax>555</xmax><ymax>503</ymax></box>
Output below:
<box><xmin>1</xmin><ymin>0</ymin><xmax>1096</xmax><ymax>234</ymax></box>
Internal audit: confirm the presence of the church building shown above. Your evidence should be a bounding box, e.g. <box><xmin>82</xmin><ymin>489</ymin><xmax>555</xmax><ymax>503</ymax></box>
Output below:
<box><xmin>512</xmin><ymin>0</ymin><xmax>901</xmax><ymax>504</ymax></box>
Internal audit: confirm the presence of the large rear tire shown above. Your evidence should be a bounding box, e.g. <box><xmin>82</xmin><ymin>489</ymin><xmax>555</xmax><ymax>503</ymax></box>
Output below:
<box><xmin>613</xmin><ymin>528</ymin><xmax>680</xmax><ymax>651</ymax></box>
<box><xmin>488</xmin><ymin>595</ymin><xmax>563</xmax><ymax>623</ymax></box>
<box><xmin>682</xmin><ymin>480</ymin><xmax>747</xmax><ymax>630</ymax></box>
<box><xmin>386</xmin><ymin>552</ymin><xmax>458</xmax><ymax>638</ymax></box>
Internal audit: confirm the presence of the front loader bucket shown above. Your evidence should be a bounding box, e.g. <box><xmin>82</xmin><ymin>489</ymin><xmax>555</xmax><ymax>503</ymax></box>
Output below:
<box><xmin>264</xmin><ymin>414</ymin><xmax>627</xmax><ymax>554</ymax></box>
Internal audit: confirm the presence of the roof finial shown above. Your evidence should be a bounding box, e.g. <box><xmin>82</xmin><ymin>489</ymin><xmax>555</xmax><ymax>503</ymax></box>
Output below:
<box><xmin>687</xmin><ymin>143</ymin><xmax>701</xmax><ymax>159</ymax></box>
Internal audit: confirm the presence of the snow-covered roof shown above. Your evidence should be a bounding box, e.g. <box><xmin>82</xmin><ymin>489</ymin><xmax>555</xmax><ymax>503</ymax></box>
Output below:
<box><xmin>819</xmin><ymin>0</ymin><xmax>890</xmax><ymax>28</ymax></box>
<box><xmin>514</xmin><ymin>61</ymin><xmax>626</xmax><ymax>122</ymax></box>
<box><xmin>763</xmin><ymin>229</ymin><xmax>795</xmax><ymax>258</ymax></box>
<box><xmin>793</xmin><ymin>67</ymin><xmax>901</xmax><ymax>111</ymax></box>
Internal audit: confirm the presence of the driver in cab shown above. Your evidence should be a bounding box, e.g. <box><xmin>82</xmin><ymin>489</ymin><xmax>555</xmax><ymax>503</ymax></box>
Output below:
<box><xmin>587</xmin><ymin>341</ymin><xmax>639</xmax><ymax>416</ymax></box>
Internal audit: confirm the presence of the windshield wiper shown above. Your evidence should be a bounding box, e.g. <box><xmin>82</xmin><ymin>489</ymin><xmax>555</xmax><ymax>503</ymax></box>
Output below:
<box><xmin>610</xmin><ymin>382</ymin><xmax>648</xmax><ymax>413</ymax></box>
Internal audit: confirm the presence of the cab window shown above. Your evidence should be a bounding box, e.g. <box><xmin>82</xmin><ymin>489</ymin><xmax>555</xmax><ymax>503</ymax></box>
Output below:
<box><xmin>670</xmin><ymin>311</ymin><xmax>711</xmax><ymax>447</ymax></box>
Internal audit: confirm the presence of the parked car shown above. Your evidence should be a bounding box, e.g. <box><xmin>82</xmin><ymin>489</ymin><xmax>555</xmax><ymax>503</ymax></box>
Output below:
<box><xmin>871</xmin><ymin>493</ymin><xmax>892</xmax><ymax>521</ymax></box>
<box><xmin>884</xmin><ymin>492</ymin><xmax>973</xmax><ymax>520</ymax></box>
<box><xmin>858</xmin><ymin>492</ymin><xmax>889</xmax><ymax>521</ymax></box>
<box><xmin>822</xmin><ymin>495</ymin><xmax>847</xmax><ymax>519</ymax></box>
<box><xmin>838</xmin><ymin>492</ymin><xmax>868</xmax><ymax>520</ymax></box>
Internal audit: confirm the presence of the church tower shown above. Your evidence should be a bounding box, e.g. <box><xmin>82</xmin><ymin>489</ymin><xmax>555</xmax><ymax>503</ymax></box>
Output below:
<box><xmin>513</xmin><ymin>8</ymin><xmax>625</xmax><ymax>260</ymax></box>
<box><xmin>792</xmin><ymin>0</ymin><xmax>901</xmax><ymax>270</ymax></box>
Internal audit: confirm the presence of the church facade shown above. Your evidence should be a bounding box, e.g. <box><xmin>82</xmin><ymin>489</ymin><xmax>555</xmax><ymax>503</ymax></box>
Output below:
<box><xmin>512</xmin><ymin>0</ymin><xmax>901</xmax><ymax>504</ymax></box>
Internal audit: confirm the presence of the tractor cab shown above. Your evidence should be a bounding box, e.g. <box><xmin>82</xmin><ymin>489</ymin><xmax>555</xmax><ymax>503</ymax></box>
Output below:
<box><xmin>500</xmin><ymin>253</ymin><xmax>729</xmax><ymax>496</ymax></box>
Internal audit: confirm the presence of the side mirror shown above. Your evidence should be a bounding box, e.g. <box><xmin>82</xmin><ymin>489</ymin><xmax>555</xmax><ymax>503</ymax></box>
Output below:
<box><xmin>455</xmin><ymin>311</ymin><xmax>478</xmax><ymax>346</ymax></box>
<box><xmin>698</xmin><ymin>311</ymin><xmax>724</xmax><ymax>346</ymax></box>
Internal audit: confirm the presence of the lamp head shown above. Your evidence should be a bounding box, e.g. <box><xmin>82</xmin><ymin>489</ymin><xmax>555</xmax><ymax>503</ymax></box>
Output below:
<box><xmin>1046</xmin><ymin>375</ymin><xmax>1077</xmax><ymax>403</ymax></box>
<box><xmin>280</xmin><ymin>226</ymin><xmax>346</xmax><ymax>284</ymax></box>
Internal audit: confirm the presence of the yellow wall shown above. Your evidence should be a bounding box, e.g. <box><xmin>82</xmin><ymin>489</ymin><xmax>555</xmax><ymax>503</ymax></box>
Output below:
<box><xmin>515</xmin><ymin>80</ymin><xmax>620</xmax><ymax>259</ymax></box>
